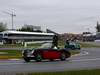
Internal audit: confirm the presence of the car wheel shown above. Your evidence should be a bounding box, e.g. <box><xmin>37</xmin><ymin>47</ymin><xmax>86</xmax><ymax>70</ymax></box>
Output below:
<box><xmin>78</xmin><ymin>48</ymin><xmax>81</xmax><ymax>50</ymax></box>
<box><xmin>60</xmin><ymin>52</ymin><xmax>66</xmax><ymax>61</ymax></box>
<box><xmin>35</xmin><ymin>53</ymin><xmax>42</xmax><ymax>62</ymax></box>
<box><xmin>24</xmin><ymin>57</ymin><xmax>30</xmax><ymax>62</ymax></box>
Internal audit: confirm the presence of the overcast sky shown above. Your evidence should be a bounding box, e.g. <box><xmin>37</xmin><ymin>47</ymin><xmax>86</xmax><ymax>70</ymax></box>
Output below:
<box><xmin>0</xmin><ymin>0</ymin><xmax>100</xmax><ymax>33</ymax></box>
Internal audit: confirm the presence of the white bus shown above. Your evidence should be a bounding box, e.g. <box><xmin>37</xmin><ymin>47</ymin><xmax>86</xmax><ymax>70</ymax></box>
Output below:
<box><xmin>0</xmin><ymin>31</ymin><xmax>54</xmax><ymax>44</ymax></box>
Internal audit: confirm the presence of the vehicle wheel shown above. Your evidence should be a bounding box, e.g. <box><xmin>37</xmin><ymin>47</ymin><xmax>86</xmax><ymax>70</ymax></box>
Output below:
<box><xmin>78</xmin><ymin>48</ymin><xmax>81</xmax><ymax>50</ymax></box>
<box><xmin>60</xmin><ymin>52</ymin><xmax>66</xmax><ymax>61</ymax></box>
<box><xmin>24</xmin><ymin>57</ymin><xmax>30</xmax><ymax>62</ymax></box>
<box><xmin>35</xmin><ymin>53</ymin><xmax>42</xmax><ymax>62</ymax></box>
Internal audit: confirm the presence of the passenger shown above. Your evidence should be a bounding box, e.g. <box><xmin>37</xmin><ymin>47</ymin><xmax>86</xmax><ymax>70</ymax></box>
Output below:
<box><xmin>53</xmin><ymin>46</ymin><xmax>58</xmax><ymax>49</ymax></box>
<box><xmin>51</xmin><ymin>44</ymin><xmax>58</xmax><ymax>49</ymax></box>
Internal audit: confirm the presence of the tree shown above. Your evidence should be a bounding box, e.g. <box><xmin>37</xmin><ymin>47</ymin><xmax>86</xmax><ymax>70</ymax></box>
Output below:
<box><xmin>0</xmin><ymin>22</ymin><xmax>7</xmax><ymax>32</ymax></box>
<box><xmin>17</xmin><ymin>24</ymin><xmax>42</xmax><ymax>32</ymax></box>
<box><xmin>18</xmin><ymin>25</ymin><xmax>33</xmax><ymax>32</ymax></box>
<box><xmin>96</xmin><ymin>21</ymin><xmax>100</xmax><ymax>32</ymax></box>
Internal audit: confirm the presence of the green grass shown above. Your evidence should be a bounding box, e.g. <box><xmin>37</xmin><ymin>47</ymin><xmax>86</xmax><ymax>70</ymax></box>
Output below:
<box><xmin>0</xmin><ymin>44</ymin><xmax>23</xmax><ymax>48</ymax></box>
<box><xmin>79</xmin><ymin>42</ymin><xmax>100</xmax><ymax>48</ymax></box>
<box><xmin>17</xmin><ymin>69</ymin><xmax>100</xmax><ymax>75</ymax></box>
<box><xmin>0</xmin><ymin>50</ymin><xmax>22</xmax><ymax>59</ymax></box>
<box><xmin>0</xmin><ymin>43</ymin><xmax>42</xmax><ymax>48</ymax></box>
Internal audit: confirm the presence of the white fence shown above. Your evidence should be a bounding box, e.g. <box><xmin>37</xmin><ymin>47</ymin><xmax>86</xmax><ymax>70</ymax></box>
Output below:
<box><xmin>24</xmin><ymin>41</ymin><xmax>52</xmax><ymax>47</ymax></box>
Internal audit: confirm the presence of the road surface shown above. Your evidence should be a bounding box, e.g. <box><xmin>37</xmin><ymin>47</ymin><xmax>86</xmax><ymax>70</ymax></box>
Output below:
<box><xmin>0</xmin><ymin>48</ymin><xmax>100</xmax><ymax>74</ymax></box>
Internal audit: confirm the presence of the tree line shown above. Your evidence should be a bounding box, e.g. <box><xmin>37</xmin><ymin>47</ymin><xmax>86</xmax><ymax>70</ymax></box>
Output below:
<box><xmin>0</xmin><ymin>22</ymin><xmax>42</xmax><ymax>32</ymax></box>
<box><xmin>0</xmin><ymin>22</ymin><xmax>100</xmax><ymax>32</ymax></box>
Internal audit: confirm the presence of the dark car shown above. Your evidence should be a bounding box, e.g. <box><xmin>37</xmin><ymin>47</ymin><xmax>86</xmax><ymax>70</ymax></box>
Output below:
<box><xmin>22</xmin><ymin>43</ymin><xmax>71</xmax><ymax>62</ymax></box>
<box><xmin>65</xmin><ymin>41</ymin><xmax>81</xmax><ymax>50</ymax></box>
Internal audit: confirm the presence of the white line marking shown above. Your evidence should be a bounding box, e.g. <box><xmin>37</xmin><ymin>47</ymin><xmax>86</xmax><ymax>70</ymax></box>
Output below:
<box><xmin>72</xmin><ymin>58</ymin><xmax>100</xmax><ymax>62</ymax></box>
<box><xmin>71</xmin><ymin>51</ymin><xmax>89</xmax><ymax>57</ymax></box>
<box><xmin>8</xmin><ymin>59</ymin><xmax>21</xmax><ymax>61</ymax></box>
<box><xmin>80</xmin><ymin>51</ymin><xmax>89</xmax><ymax>56</ymax></box>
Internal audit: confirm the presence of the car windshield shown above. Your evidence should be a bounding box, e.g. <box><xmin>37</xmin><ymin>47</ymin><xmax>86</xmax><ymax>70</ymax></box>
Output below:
<box><xmin>70</xmin><ymin>42</ymin><xmax>75</xmax><ymax>45</ymax></box>
<box><xmin>69</xmin><ymin>41</ymin><xmax>79</xmax><ymax>45</ymax></box>
<box><xmin>39</xmin><ymin>43</ymin><xmax>52</xmax><ymax>49</ymax></box>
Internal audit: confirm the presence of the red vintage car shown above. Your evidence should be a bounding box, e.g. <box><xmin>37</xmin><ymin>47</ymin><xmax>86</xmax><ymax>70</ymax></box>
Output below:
<box><xmin>22</xmin><ymin>43</ymin><xmax>71</xmax><ymax>62</ymax></box>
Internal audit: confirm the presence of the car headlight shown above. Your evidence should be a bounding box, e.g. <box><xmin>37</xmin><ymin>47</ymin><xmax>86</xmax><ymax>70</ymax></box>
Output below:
<box><xmin>31</xmin><ymin>50</ymin><xmax>34</xmax><ymax>54</ymax></box>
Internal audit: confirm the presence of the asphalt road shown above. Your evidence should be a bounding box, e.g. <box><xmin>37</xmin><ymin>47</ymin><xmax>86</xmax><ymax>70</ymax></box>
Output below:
<box><xmin>0</xmin><ymin>48</ymin><xmax>100</xmax><ymax>74</ymax></box>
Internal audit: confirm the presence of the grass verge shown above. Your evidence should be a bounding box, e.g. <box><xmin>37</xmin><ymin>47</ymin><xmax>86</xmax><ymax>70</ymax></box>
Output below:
<box><xmin>17</xmin><ymin>69</ymin><xmax>100</xmax><ymax>75</ymax></box>
<box><xmin>0</xmin><ymin>43</ymin><xmax>42</xmax><ymax>48</ymax></box>
<box><xmin>80</xmin><ymin>42</ymin><xmax>100</xmax><ymax>48</ymax></box>
<box><xmin>0</xmin><ymin>50</ymin><xmax>22</xmax><ymax>59</ymax></box>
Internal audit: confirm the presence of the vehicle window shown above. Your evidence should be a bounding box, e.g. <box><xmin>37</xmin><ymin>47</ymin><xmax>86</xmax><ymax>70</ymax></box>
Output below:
<box><xmin>40</xmin><ymin>43</ymin><xmax>52</xmax><ymax>48</ymax></box>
